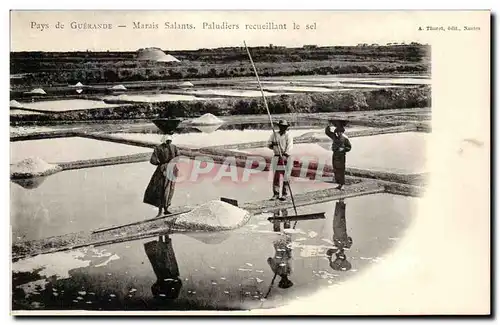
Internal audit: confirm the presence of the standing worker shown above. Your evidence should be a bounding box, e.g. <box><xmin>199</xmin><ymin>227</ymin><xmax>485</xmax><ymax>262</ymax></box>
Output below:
<box><xmin>144</xmin><ymin>134</ymin><xmax>180</xmax><ymax>217</ymax></box>
<box><xmin>325</xmin><ymin>121</ymin><xmax>352</xmax><ymax>190</ymax></box>
<box><xmin>267</xmin><ymin>120</ymin><xmax>294</xmax><ymax>201</ymax></box>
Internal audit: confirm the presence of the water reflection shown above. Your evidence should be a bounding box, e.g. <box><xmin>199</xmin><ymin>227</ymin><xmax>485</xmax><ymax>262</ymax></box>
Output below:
<box><xmin>326</xmin><ymin>199</ymin><xmax>353</xmax><ymax>272</ymax></box>
<box><xmin>191</xmin><ymin>124</ymin><xmax>223</xmax><ymax>134</ymax></box>
<box><xmin>11</xmin><ymin>176</ymin><xmax>47</xmax><ymax>190</ymax></box>
<box><xmin>267</xmin><ymin>234</ymin><xmax>294</xmax><ymax>289</ymax></box>
<box><xmin>271</xmin><ymin>209</ymin><xmax>290</xmax><ymax>232</ymax></box>
<box><xmin>144</xmin><ymin>233</ymin><xmax>182</xmax><ymax>300</ymax></box>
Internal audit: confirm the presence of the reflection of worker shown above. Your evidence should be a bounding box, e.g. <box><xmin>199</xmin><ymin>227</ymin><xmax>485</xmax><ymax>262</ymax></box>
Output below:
<box><xmin>325</xmin><ymin>122</ymin><xmax>352</xmax><ymax>190</ymax></box>
<box><xmin>268</xmin><ymin>120</ymin><xmax>294</xmax><ymax>201</ymax></box>
<box><xmin>143</xmin><ymin>134</ymin><xmax>180</xmax><ymax>217</ymax></box>
<box><xmin>326</xmin><ymin>199</ymin><xmax>353</xmax><ymax>271</ymax></box>
<box><xmin>272</xmin><ymin>209</ymin><xmax>291</xmax><ymax>232</ymax></box>
<box><xmin>267</xmin><ymin>234</ymin><xmax>294</xmax><ymax>289</ymax></box>
<box><xmin>144</xmin><ymin>234</ymin><xmax>182</xmax><ymax>300</ymax></box>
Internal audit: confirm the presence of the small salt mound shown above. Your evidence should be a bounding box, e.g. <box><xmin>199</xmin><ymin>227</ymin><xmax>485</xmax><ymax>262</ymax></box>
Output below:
<box><xmin>189</xmin><ymin>113</ymin><xmax>224</xmax><ymax>126</ymax></box>
<box><xmin>110</xmin><ymin>84</ymin><xmax>127</xmax><ymax>91</ymax></box>
<box><xmin>175</xmin><ymin>200</ymin><xmax>251</xmax><ymax>231</ymax></box>
<box><xmin>11</xmin><ymin>157</ymin><xmax>62</xmax><ymax>178</ymax></box>
<box><xmin>27</xmin><ymin>88</ymin><xmax>47</xmax><ymax>95</ymax></box>
<box><xmin>70</xmin><ymin>82</ymin><xmax>84</xmax><ymax>87</ymax></box>
<box><xmin>10</xmin><ymin>100</ymin><xmax>24</xmax><ymax>108</ymax></box>
<box><xmin>179</xmin><ymin>81</ymin><xmax>194</xmax><ymax>87</ymax></box>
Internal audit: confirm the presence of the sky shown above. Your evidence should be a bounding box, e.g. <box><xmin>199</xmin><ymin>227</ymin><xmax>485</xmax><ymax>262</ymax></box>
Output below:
<box><xmin>9</xmin><ymin>10</ymin><xmax>441</xmax><ymax>51</ymax></box>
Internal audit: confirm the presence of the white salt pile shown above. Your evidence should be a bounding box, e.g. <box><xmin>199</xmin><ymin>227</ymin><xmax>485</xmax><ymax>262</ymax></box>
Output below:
<box><xmin>188</xmin><ymin>113</ymin><xmax>224</xmax><ymax>126</ymax></box>
<box><xmin>179</xmin><ymin>81</ymin><xmax>194</xmax><ymax>87</ymax></box>
<box><xmin>136</xmin><ymin>48</ymin><xmax>180</xmax><ymax>62</ymax></box>
<box><xmin>10</xmin><ymin>100</ymin><xmax>24</xmax><ymax>108</ymax></box>
<box><xmin>175</xmin><ymin>200</ymin><xmax>251</xmax><ymax>231</ymax></box>
<box><xmin>110</xmin><ymin>84</ymin><xmax>127</xmax><ymax>91</ymax></box>
<box><xmin>71</xmin><ymin>82</ymin><xmax>84</xmax><ymax>87</ymax></box>
<box><xmin>26</xmin><ymin>88</ymin><xmax>47</xmax><ymax>95</ymax></box>
<box><xmin>11</xmin><ymin>157</ymin><xmax>62</xmax><ymax>178</ymax></box>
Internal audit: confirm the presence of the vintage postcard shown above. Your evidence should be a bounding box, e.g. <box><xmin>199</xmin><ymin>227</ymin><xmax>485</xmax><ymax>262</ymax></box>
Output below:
<box><xmin>9</xmin><ymin>10</ymin><xmax>490</xmax><ymax>315</ymax></box>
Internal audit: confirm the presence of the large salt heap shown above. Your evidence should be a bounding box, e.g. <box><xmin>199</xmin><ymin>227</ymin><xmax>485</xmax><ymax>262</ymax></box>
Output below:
<box><xmin>179</xmin><ymin>81</ymin><xmax>194</xmax><ymax>87</ymax></box>
<box><xmin>11</xmin><ymin>157</ymin><xmax>62</xmax><ymax>178</ymax></box>
<box><xmin>174</xmin><ymin>200</ymin><xmax>251</xmax><ymax>231</ymax></box>
<box><xmin>188</xmin><ymin>113</ymin><xmax>224</xmax><ymax>126</ymax></box>
<box><xmin>136</xmin><ymin>48</ymin><xmax>180</xmax><ymax>62</ymax></box>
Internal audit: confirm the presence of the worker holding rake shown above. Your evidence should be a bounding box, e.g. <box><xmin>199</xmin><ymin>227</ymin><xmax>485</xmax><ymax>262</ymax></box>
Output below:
<box><xmin>267</xmin><ymin>119</ymin><xmax>294</xmax><ymax>201</ymax></box>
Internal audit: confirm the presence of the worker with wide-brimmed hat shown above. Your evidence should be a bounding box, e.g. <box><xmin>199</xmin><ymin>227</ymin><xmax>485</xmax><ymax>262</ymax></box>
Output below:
<box><xmin>325</xmin><ymin>120</ymin><xmax>352</xmax><ymax>190</ymax></box>
<box><xmin>267</xmin><ymin>119</ymin><xmax>294</xmax><ymax>201</ymax></box>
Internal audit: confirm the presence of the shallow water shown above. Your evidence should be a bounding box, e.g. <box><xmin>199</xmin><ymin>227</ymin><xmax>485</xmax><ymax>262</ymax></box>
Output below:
<box><xmin>10</xmin><ymin>160</ymin><xmax>333</xmax><ymax>241</ymax></box>
<box><xmin>108</xmin><ymin>129</ymin><xmax>324</xmax><ymax>149</ymax></box>
<box><xmin>261</xmin><ymin>85</ymin><xmax>345</xmax><ymax>93</ymax></box>
<box><xmin>12</xmin><ymin>193</ymin><xmax>418</xmax><ymax>311</ymax></box>
<box><xmin>102</xmin><ymin>94</ymin><xmax>221</xmax><ymax>103</ymax></box>
<box><xmin>242</xmin><ymin>132</ymin><xmax>428</xmax><ymax>174</ymax></box>
<box><xmin>10</xmin><ymin>137</ymin><xmax>152</xmax><ymax>164</ymax></box>
<box><xmin>17</xmin><ymin>100</ymin><xmax>122</xmax><ymax>112</ymax></box>
<box><xmin>182</xmin><ymin>88</ymin><xmax>289</xmax><ymax>97</ymax></box>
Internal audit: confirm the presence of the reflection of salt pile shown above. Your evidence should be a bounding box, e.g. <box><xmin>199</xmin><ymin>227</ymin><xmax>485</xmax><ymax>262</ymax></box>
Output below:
<box><xmin>11</xmin><ymin>157</ymin><xmax>62</xmax><ymax>178</ymax></box>
<box><xmin>188</xmin><ymin>113</ymin><xmax>224</xmax><ymax>126</ymax></box>
<box><xmin>185</xmin><ymin>231</ymin><xmax>231</xmax><ymax>244</ymax></box>
<box><xmin>11</xmin><ymin>176</ymin><xmax>47</xmax><ymax>190</ymax></box>
<box><xmin>136</xmin><ymin>47</ymin><xmax>180</xmax><ymax>62</ymax></box>
<box><xmin>26</xmin><ymin>88</ymin><xmax>46</xmax><ymax>95</ymax></box>
<box><xmin>110</xmin><ymin>84</ymin><xmax>127</xmax><ymax>91</ymax></box>
<box><xmin>179</xmin><ymin>81</ymin><xmax>194</xmax><ymax>87</ymax></box>
<box><xmin>193</xmin><ymin>124</ymin><xmax>222</xmax><ymax>133</ymax></box>
<box><xmin>10</xmin><ymin>100</ymin><xmax>24</xmax><ymax>108</ymax></box>
<box><xmin>175</xmin><ymin>200</ymin><xmax>251</xmax><ymax>231</ymax></box>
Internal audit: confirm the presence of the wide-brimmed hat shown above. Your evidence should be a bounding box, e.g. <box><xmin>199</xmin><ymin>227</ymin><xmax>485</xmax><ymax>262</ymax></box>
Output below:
<box><xmin>331</xmin><ymin>119</ymin><xmax>349</xmax><ymax>128</ymax></box>
<box><xmin>278</xmin><ymin>276</ymin><xmax>294</xmax><ymax>289</ymax></box>
<box><xmin>277</xmin><ymin>119</ymin><xmax>290</xmax><ymax>128</ymax></box>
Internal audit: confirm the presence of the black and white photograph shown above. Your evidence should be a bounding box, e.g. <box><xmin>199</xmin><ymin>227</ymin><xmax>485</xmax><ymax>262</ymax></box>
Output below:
<box><xmin>8</xmin><ymin>10</ymin><xmax>490</xmax><ymax>315</ymax></box>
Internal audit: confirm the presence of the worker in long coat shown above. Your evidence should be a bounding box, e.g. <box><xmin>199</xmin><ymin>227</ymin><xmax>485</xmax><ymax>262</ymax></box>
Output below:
<box><xmin>325</xmin><ymin>124</ymin><xmax>352</xmax><ymax>190</ymax></box>
<box><xmin>144</xmin><ymin>234</ymin><xmax>182</xmax><ymax>300</ymax></box>
<box><xmin>143</xmin><ymin>134</ymin><xmax>180</xmax><ymax>217</ymax></box>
